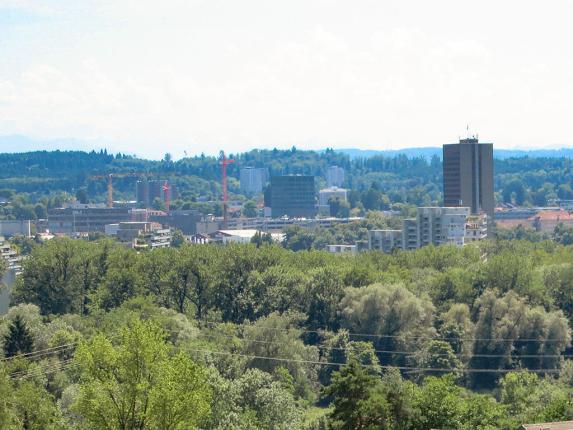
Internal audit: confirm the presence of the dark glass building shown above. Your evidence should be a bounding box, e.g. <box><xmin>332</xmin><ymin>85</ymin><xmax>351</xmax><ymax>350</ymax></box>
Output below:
<box><xmin>443</xmin><ymin>137</ymin><xmax>494</xmax><ymax>218</ymax></box>
<box><xmin>268</xmin><ymin>175</ymin><xmax>316</xmax><ymax>218</ymax></box>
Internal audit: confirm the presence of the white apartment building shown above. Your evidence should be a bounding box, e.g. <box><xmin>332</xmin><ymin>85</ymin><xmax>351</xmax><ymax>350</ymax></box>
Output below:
<box><xmin>0</xmin><ymin>237</ymin><xmax>23</xmax><ymax>274</ymax></box>
<box><xmin>325</xmin><ymin>244</ymin><xmax>357</xmax><ymax>254</ymax></box>
<box><xmin>326</xmin><ymin>166</ymin><xmax>345</xmax><ymax>188</ymax></box>
<box><xmin>319</xmin><ymin>187</ymin><xmax>348</xmax><ymax>206</ymax></box>
<box><xmin>369</xmin><ymin>207</ymin><xmax>487</xmax><ymax>253</ymax></box>
<box><xmin>240</xmin><ymin>167</ymin><xmax>269</xmax><ymax>194</ymax></box>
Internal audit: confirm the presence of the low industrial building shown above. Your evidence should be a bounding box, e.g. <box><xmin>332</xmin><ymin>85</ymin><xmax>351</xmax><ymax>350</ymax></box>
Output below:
<box><xmin>210</xmin><ymin>229</ymin><xmax>283</xmax><ymax>244</ymax></box>
<box><xmin>48</xmin><ymin>204</ymin><xmax>130</xmax><ymax>234</ymax></box>
<box><xmin>494</xmin><ymin>208</ymin><xmax>573</xmax><ymax>232</ymax></box>
<box><xmin>219</xmin><ymin>216</ymin><xmax>365</xmax><ymax>233</ymax></box>
<box><xmin>105</xmin><ymin>221</ymin><xmax>171</xmax><ymax>249</ymax></box>
<box><xmin>0</xmin><ymin>220</ymin><xmax>32</xmax><ymax>237</ymax></box>
<box><xmin>150</xmin><ymin>210</ymin><xmax>202</xmax><ymax>235</ymax></box>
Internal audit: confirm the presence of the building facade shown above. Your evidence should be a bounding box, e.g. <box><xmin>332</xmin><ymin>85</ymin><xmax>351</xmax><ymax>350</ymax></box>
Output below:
<box><xmin>150</xmin><ymin>210</ymin><xmax>202</xmax><ymax>235</ymax></box>
<box><xmin>417</xmin><ymin>206</ymin><xmax>469</xmax><ymax>247</ymax></box>
<box><xmin>136</xmin><ymin>180</ymin><xmax>178</xmax><ymax>208</ymax></box>
<box><xmin>369</xmin><ymin>207</ymin><xmax>486</xmax><ymax>253</ymax></box>
<box><xmin>325</xmin><ymin>244</ymin><xmax>357</xmax><ymax>254</ymax></box>
<box><xmin>0</xmin><ymin>237</ymin><xmax>22</xmax><ymax>274</ymax></box>
<box><xmin>0</xmin><ymin>220</ymin><xmax>32</xmax><ymax>237</ymax></box>
<box><xmin>267</xmin><ymin>175</ymin><xmax>316</xmax><ymax>218</ymax></box>
<box><xmin>443</xmin><ymin>137</ymin><xmax>494</xmax><ymax>218</ymax></box>
<box><xmin>319</xmin><ymin>187</ymin><xmax>348</xmax><ymax>206</ymax></box>
<box><xmin>326</xmin><ymin>166</ymin><xmax>345</xmax><ymax>188</ymax></box>
<box><xmin>48</xmin><ymin>204</ymin><xmax>131</xmax><ymax>234</ymax></box>
<box><xmin>240</xmin><ymin>167</ymin><xmax>269</xmax><ymax>194</ymax></box>
<box><xmin>105</xmin><ymin>221</ymin><xmax>171</xmax><ymax>249</ymax></box>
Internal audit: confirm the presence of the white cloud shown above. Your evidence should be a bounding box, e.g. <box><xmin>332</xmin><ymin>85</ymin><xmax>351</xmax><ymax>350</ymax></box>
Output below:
<box><xmin>1</xmin><ymin>0</ymin><xmax>573</xmax><ymax>158</ymax></box>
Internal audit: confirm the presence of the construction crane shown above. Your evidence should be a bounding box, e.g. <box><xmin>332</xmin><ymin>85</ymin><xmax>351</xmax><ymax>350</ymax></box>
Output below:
<box><xmin>88</xmin><ymin>172</ymin><xmax>153</xmax><ymax>208</ymax></box>
<box><xmin>219</xmin><ymin>151</ymin><xmax>235</xmax><ymax>228</ymax></box>
<box><xmin>162</xmin><ymin>181</ymin><xmax>171</xmax><ymax>212</ymax></box>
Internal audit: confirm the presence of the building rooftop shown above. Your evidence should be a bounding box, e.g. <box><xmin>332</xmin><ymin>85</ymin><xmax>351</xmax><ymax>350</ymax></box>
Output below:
<box><xmin>217</xmin><ymin>229</ymin><xmax>260</xmax><ymax>238</ymax></box>
<box><xmin>519</xmin><ymin>421</ymin><xmax>573</xmax><ymax>430</ymax></box>
<box><xmin>533</xmin><ymin>210</ymin><xmax>573</xmax><ymax>221</ymax></box>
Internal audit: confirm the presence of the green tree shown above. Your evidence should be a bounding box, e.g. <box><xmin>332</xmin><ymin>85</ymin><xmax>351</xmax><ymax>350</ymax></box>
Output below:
<box><xmin>412</xmin><ymin>375</ymin><xmax>463</xmax><ymax>430</ymax></box>
<box><xmin>208</xmin><ymin>369</ymin><xmax>303</xmax><ymax>430</ymax></box>
<box><xmin>242</xmin><ymin>200</ymin><xmax>258</xmax><ymax>217</ymax></box>
<box><xmin>554</xmin><ymin>223</ymin><xmax>573</xmax><ymax>245</ymax></box>
<box><xmin>164</xmin><ymin>246</ymin><xmax>212</xmax><ymax>318</ymax></box>
<box><xmin>73</xmin><ymin>319</ymin><xmax>212</xmax><ymax>429</ymax></box>
<box><xmin>470</xmin><ymin>290</ymin><xmax>571</xmax><ymax>388</ymax></box>
<box><xmin>3</xmin><ymin>314</ymin><xmax>34</xmax><ymax>358</ymax></box>
<box><xmin>75</xmin><ymin>188</ymin><xmax>88</xmax><ymax>204</ymax></box>
<box><xmin>170</xmin><ymin>229</ymin><xmax>186</xmax><ymax>248</ymax></box>
<box><xmin>241</xmin><ymin>312</ymin><xmax>319</xmax><ymax>400</ymax></box>
<box><xmin>416</xmin><ymin>340</ymin><xmax>462</xmax><ymax>378</ymax></box>
<box><xmin>324</xmin><ymin>360</ymin><xmax>392</xmax><ymax>430</ymax></box>
<box><xmin>251</xmin><ymin>231</ymin><xmax>273</xmax><ymax>248</ymax></box>
<box><xmin>339</xmin><ymin>283</ymin><xmax>435</xmax><ymax>366</ymax></box>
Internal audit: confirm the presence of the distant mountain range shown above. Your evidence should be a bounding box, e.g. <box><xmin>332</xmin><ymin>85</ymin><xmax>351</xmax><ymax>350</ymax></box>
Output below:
<box><xmin>335</xmin><ymin>147</ymin><xmax>573</xmax><ymax>160</ymax></box>
<box><xmin>2</xmin><ymin>135</ymin><xmax>573</xmax><ymax>160</ymax></box>
<box><xmin>0</xmin><ymin>135</ymin><xmax>98</xmax><ymax>153</ymax></box>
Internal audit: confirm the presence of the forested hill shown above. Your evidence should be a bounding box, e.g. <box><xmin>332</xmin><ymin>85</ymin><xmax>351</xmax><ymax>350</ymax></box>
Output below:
<box><xmin>338</xmin><ymin>147</ymin><xmax>573</xmax><ymax>159</ymax></box>
<box><xmin>1</xmin><ymin>148</ymin><xmax>573</xmax><ymax>209</ymax></box>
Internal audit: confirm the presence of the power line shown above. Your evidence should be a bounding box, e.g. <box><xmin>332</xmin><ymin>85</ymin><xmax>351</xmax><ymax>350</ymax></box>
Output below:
<box><xmin>10</xmin><ymin>359</ymin><xmax>76</xmax><ymax>380</ymax></box>
<box><xmin>187</xmin><ymin>347</ymin><xmax>564</xmax><ymax>374</ymax></box>
<box><xmin>196</xmin><ymin>332</ymin><xmax>573</xmax><ymax>359</ymax></box>
<box><xmin>198</xmin><ymin>320</ymin><xmax>572</xmax><ymax>343</ymax></box>
<box><xmin>1</xmin><ymin>342</ymin><xmax>78</xmax><ymax>363</ymax></box>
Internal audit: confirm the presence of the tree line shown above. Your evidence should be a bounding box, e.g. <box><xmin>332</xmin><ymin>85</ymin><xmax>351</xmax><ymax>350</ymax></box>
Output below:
<box><xmin>3</xmin><ymin>148</ymin><xmax>573</xmax><ymax>219</ymax></box>
<box><xmin>1</xmin><ymin>237</ymin><xmax>572</xmax><ymax>427</ymax></box>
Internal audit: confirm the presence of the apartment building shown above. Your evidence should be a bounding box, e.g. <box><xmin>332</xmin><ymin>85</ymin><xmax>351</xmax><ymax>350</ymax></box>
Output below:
<box><xmin>369</xmin><ymin>207</ymin><xmax>487</xmax><ymax>253</ymax></box>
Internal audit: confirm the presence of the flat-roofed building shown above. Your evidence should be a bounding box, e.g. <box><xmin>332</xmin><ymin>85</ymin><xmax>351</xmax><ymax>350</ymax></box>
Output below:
<box><xmin>48</xmin><ymin>204</ymin><xmax>130</xmax><ymax>234</ymax></box>
<box><xmin>443</xmin><ymin>137</ymin><xmax>494</xmax><ymax>219</ymax></box>
<box><xmin>240</xmin><ymin>167</ymin><xmax>269</xmax><ymax>194</ymax></box>
<box><xmin>369</xmin><ymin>230</ymin><xmax>404</xmax><ymax>253</ymax></box>
<box><xmin>368</xmin><ymin>207</ymin><xmax>485</xmax><ymax>253</ymax></box>
<box><xmin>417</xmin><ymin>206</ymin><xmax>469</xmax><ymax>247</ymax></box>
<box><xmin>325</xmin><ymin>244</ymin><xmax>357</xmax><ymax>254</ymax></box>
<box><xmin>319</xmin><ymin>187</ymin><xmax>347</xmax><ymax>206</ymax></box>
<box><xmin>465</xmin><ymin>213</ymin><xmax>488</xmax><ymax>243</ymax></box>
<box><xmin>267</xmin><ymin>175</ymin><xmax>316</xmax><ymax>218</ymax></box>
<box><xmin>0</xmin><ymin>220</ymin><xmax>32</xmax><ymax>237</ymax></box>
<box><xmin>105</xmin><ymin>221</ymin><xmax>171</xmax><ymax>249</ymax></box>
<box><xmin>326</xmin><ymin>166</ymin><xmax>345</xmax><ymax>188</ymax></box>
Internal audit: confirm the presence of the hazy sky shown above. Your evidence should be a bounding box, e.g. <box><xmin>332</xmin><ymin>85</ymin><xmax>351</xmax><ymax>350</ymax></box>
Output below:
<box><xmin>1</xmin><ymin>0</ymin><xmax>573</xmax><ymax>159</ymax></box>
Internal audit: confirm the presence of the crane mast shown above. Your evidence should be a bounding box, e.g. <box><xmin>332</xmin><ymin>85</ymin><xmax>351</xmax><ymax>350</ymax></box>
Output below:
<box><xmin>219</xmin><ymin>151</ymin><xmax>235</xmax><ymax>229</ymax></box>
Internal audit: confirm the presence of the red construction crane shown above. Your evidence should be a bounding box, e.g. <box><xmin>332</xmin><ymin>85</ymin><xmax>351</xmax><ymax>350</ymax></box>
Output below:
<box><xmin>162</xmin><ymin>180</ymin><xmax>171</xmax><ymax>212</ymax></box>
<box><xmin>219</xmin><ymin>151</ymin><xmax>235</xmax><ymax>228</ymax></box>
<box><xmin>89</xmin><ymin>172</ymin><xmax>153</xmax><ymax>208</ymax></box>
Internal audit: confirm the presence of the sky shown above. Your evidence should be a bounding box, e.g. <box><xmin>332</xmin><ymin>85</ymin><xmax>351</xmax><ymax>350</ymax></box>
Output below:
<box><xmin>1</xmin><ymin>0</ymin><xmax>573</xmax><ymax>159</ymax></box>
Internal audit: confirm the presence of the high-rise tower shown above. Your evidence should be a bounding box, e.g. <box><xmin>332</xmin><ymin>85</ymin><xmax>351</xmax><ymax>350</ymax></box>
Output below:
<box><xmin>443</xmin><ymin>137</ymin><xmax>494</xmax><ymax>219</ymax></box>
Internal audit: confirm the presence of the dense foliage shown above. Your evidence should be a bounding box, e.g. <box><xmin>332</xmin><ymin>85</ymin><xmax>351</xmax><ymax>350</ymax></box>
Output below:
<box><xmin>1</xmin><ymin>237</ymin><xmax>573</xmax><ymax>428</ymax></box>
